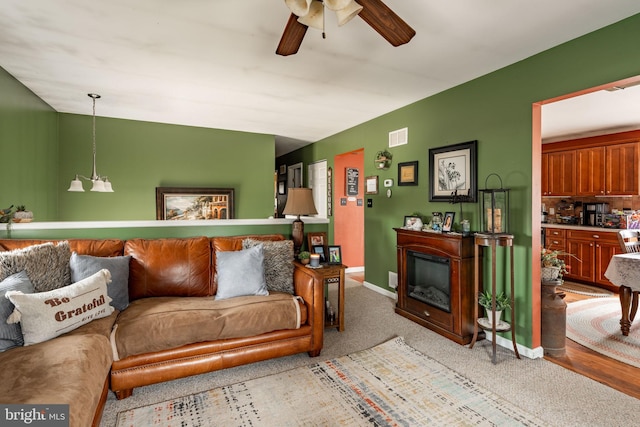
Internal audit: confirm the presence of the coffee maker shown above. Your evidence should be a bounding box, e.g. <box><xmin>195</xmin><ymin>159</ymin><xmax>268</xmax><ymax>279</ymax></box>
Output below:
<box><xmin>583</xmin><ymin>203</ymin><xmax>610</xmax><ymax>226</ymax></box>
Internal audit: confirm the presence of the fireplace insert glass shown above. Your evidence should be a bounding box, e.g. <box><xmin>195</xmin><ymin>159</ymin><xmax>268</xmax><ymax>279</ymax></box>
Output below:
<box><xmin>407</xmin><ymin>250</ymin><xmax>451</xmax><ymax>312</ymax></box>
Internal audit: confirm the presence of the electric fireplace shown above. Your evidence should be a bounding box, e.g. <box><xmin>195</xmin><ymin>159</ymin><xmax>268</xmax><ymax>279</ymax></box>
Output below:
<box><xmin>395</xmin><ymin>228</ymin><xmax>481</xmax><ymax>344</ymax></box>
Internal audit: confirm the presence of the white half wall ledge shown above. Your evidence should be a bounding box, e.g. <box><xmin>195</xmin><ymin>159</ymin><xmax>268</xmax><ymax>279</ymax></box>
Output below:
<box><xmin>0</xmin><ymin>217</ymin><xmax>329</xmax><ymax>231</ymax></box>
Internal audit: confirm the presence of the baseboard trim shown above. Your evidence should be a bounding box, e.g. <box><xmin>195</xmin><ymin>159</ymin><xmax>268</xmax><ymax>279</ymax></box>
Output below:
<box><xmin>363</xmin><ymin>281</ymin><xmax>397</xmax><ymax>300</ymax></box>
<box><xmin>345</xmin><ymin>266</ymin><xmax>364</xmax><ymax>273</ymax></box>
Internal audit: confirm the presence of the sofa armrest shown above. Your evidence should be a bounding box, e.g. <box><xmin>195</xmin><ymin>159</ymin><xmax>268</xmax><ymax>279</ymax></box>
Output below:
<box><xmin>293</xmin><ymin>262</ymin><xmax>324</xmax><ymax>356</ymax></box>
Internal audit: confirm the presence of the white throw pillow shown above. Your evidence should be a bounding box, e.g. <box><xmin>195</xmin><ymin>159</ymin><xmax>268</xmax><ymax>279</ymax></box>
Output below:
<box><xmin>216</xmin><ymin>245</ymin><xmax>268</xmax><ymax>300</ymax></box>
<box><xmin>5</xmin><ymin>269</ymin><xmax>114</xmax><ymax>346</ymax></box>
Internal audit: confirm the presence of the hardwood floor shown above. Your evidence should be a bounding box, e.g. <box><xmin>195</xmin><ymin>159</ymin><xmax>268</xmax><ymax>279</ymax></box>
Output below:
<box><xmin>347</xmin><ymin>273</ymin><xmax>640</xmax><ymax>400</ymax></box>
<box><xmin>544</xmin><ymin>289</ymin><xmax>640</xmax><ymax>400</ymax></box>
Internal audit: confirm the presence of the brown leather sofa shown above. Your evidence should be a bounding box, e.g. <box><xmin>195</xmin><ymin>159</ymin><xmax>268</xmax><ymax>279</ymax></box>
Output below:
<box><xmin>0</xmin><ymin>234</ymin><xmax>325</xmax><ymax>427</ymax></box>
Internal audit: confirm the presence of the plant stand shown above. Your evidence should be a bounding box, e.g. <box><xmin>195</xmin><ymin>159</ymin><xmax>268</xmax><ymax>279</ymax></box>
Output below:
<box><xmin>469</xmin><ymin>233</ymin><xmax>520</xmax><ymax>364</ymax></box>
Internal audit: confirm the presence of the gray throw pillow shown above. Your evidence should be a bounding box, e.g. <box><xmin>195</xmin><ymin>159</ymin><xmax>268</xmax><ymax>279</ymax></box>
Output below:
<box><xmin>216</xmin><ymin>245</ymin><xmax>268</xmax><ymax>300</ymax></box>
<box><xmin>0</xmin><ymin>271</ymin><xmax>35</xmax><ymax>351</ymax></box>
<box><xmin>70</xmin><ymin>252</ymin><xmax>131</xmax><ymax>311</ymax></box>
<box><xmin>0</xmin><ymin>242</ymin><xmax>71</xmax><ymax>292</ymax></box>
<box><xmin>242</xmin><ymin>239</ymin><xmax>294</xmax><ymax>294</ymax></box>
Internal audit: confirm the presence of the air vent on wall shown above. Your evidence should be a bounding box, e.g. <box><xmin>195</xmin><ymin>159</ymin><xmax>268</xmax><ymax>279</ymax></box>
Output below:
<box><xmin>389</xmin><ymin>127</ymin><xmax>408</xmax><ymax>148</ymax></box>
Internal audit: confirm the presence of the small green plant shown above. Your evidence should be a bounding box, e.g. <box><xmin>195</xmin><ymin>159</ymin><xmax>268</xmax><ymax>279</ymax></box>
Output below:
<box><xmin>478</xmin><ymin>290</ymin><xmax>511</xmax><ymax>311</ymax></box>
<box><xmin>298</xmin><ymin>251</ymin><xmax>310</xmax><ymax>260</ymax></box>
<box><xmin>0</xmin><ymin>205</ymin><xmax>14</xmax><ymax>223</ymax></box>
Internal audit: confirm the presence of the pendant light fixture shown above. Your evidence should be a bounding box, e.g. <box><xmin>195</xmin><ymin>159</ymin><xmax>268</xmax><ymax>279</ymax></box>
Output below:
<box><xmin>68</xmin><ymin>93</ymin><xmax>114</xmax><ymax>192</ymax></box>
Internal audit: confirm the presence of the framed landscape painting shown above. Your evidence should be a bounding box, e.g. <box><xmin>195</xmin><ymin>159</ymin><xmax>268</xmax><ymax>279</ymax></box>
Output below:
<box><xmin>156</xmin><ymin>187</ymin><xmax>234</xmax><ymax>220</ymax></box>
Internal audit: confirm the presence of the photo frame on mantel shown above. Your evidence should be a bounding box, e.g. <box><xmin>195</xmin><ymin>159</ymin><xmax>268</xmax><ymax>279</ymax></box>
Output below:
<box><xmin>429</xmin><ymin>140</ymin><xmax>477</xmax><ymax>202</ymax></box>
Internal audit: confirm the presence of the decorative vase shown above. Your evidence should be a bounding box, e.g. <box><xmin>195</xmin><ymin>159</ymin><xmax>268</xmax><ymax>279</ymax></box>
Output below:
<box><xmin>541</xmin><ymin>281</ymin><xmax>566</xmax><ymax>357</ymax></box>
<box><xmin>300</xmin><ymin>258</ymin><xmax>310</xmax><ymax>265</ymax></box>
<box><xmin>541</xmin><ymin>266</ymin><xmax>560</xmax><ymax>282</ymax></box>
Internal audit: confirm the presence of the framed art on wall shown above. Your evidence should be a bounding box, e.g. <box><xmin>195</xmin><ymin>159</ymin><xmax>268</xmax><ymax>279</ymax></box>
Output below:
<box><xmin>428</xmin><ymin>140</ymin><xmax>478</xmax><ymax>202</ymax></box>
<box><xmin>156</xmin><ymin>187</ymin><xmax>234</xmax><ymax>220</ymax></box>
<box><xmin>365</xmin><ymin>176</ymin><xmax>379</xmax><ymax>195</ymax></box>
<box><xmin>398</xmin><ymin>161</ymin><xmax>418</xmax><ymax>186</ymax></box>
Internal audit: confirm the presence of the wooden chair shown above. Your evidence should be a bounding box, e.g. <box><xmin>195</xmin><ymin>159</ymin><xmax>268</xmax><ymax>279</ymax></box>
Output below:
<box><xmin>617</xmin><ymin>229</ymin><xmax>640</xmax><ymax>253</ymax></box>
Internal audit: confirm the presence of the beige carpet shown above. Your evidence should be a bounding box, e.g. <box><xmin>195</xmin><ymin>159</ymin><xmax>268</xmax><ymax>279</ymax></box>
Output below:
<box><xmin>567</xmin><ymin>297</ymin><xmax>640</xmax><ymax>368</ymax></box>
<box><xmin>100</xmin><ymin>278</ymin><xmax>639</xmax><ymax>427</ymax></box>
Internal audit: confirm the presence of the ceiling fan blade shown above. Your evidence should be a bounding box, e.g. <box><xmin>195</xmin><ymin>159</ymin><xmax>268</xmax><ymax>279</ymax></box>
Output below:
<box><xmin>355</xmin><ymin>0</ymin><xmax>416</xmax><ymax>47</ymax></box>
<box><xmin>276</xmin><ymin>13</ymin><xmax>308</xmax><ymax>56</ymax></box>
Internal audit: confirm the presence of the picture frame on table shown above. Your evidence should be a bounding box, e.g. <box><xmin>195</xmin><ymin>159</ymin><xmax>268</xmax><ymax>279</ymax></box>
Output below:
<box><xmin>307</xmin><ymin>232</ymin><xmax>327</xmax><ymax>252</ymax></box>
<box><xmin>312</xmin><ymin>245</ymin><xmax>326</xmax><ymax>263</ymax></box>
<box><xmin>327</xmin><ymin>245</ymin><xmax>342</xmax><ymax>264</ymax></box>
<box><xmin>398</xmin><ymin>161</ymin><xmax>418</xmax><ymax>186</ymax></box>
<box><xmin>443</xmin><ymin>211</ymin><xmax>455</xmax><ymax>232</ymax></box>
<box><xmin>156</xmin><ymin>187</ymin><xmax>234</xmax><ymax>220</ymax></box>
<box><xmin>428</xmin><ymin>140</ymin><xmax>477</xmax><ymax>202</ymax></box>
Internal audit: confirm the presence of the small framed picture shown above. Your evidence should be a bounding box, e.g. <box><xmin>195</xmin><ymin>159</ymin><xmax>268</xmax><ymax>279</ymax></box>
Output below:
<box><xmin>443</xmin><ymin>211</ymin><xmax>455</xmax><ymax>232</ymax></box>
<box><xmin>307</xmin><ymin>232</ymin><xmax>327</xmax><ymax>252</ymax></box>
<box><xmin>398</xmin><ymin>161</ymin><xmax>418</xmax><ymax>186</ymax></box>
<box><xmin>404</xmin><ymin>215</ymin><xmax>421</xmax><ymax>229</ymax></box>
<box><xmin>278</xmin><ymin>181</ymin><xmax>286</xmax><ymax>195</ymax></box>
<box><xmin>312</xmin><ymin>245</ymin><xmax>326</xmax><ymax>263</ymax></box>
<box><xmin>365</xmin><ymin>176</ymin><xmax>379</xmax><ymax>195</ymax></box>
<box><xmin>327</xmin><ymin>245</ymin><xmax>342</xmax><ymax>264</ymax></box>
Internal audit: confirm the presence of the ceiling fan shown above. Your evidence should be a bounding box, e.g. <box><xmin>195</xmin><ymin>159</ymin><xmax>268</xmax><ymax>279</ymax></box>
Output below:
<box><xmin>276</xmin><ymin>0</ymin><xmax>415</xmax><ymax>56</ymax></box>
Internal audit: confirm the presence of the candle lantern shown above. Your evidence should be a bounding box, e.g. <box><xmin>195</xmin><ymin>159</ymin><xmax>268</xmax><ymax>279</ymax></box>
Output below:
<box><xmin>479</xmin><ymin>173</ymin><xmax>510</xmax><ymax>235</ymax></box>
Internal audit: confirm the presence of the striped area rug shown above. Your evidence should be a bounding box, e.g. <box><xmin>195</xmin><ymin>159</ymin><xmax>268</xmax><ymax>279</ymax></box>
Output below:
<box><xmin>566</xmin><ymin>297</ymin><xmax>640</xmax><ymax>368</ymax></box>
<box><xmin>116</xmin><ymin>337</ymin><xmax>544</xmax><ymax>426</ymax></box>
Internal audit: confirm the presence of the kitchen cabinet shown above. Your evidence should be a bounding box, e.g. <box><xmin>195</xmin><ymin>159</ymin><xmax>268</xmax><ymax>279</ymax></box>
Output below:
<box><xmin>543</xmin><ymin>151</ymin><xmax>575</xmax><ymax>196</ymax></box>
<box><xmin>564</xmin><ymin>229</ymin><xmax>622</xmax><ymax>290</ymax></box>
<box><xmin>545</xmin><ymin>228</ymin><xmax>566</xmax><ymax>251</ymax></box>
<box><xmin>606</xmin><ymin>142</ymin><xmax>639</xmax><ymax>195</ymax></box>
<box><xmin>576</xmin><ymin>147</ymin><xmax>605</xmax><ymax>196</ymax></box>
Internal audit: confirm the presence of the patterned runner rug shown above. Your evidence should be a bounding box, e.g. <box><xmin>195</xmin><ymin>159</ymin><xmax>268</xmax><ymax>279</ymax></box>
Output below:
<box><xmin>557</xmin><ymin>281</ymin><xmax>614</xmax><ymax>297</ymax></box>
<box><xmin>116</xmin><ymin>337</ymin><xmax>544</xmax><ymax>426</ymax></box>
<box><xmin>567</xmin><ymin>298</ymin><xmax>640</xmax><ymax>368</ymax></box>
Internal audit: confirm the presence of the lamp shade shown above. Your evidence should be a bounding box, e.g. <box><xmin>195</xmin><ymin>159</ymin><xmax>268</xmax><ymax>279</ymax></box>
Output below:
<box><xmin>68</xmin><ymin>176</ymin><xmax>85</xmax><ymax>192</ymax></box>
<box><xmin>285</xmin><ymin>0</ymin><xmax>313</xmax><ymax>16</ymax></box>
<box><xmin>283</xmin><ymin>188</ymin><xmax>318</xmax><ymax>217</ymax></box>
<box><xmin>335</xmin><ymin>1</ymin><xmax>363</xmax><ymax>26</ymax></box>
<box><xmin>297</xmin><ymin>0</ymin><xmax>324</xmax><ymax>30</ymax></box>
<box><xmin>90</xmin><ymin>179</ymin><xmax>106</xmax><ymax>192</ymax></box>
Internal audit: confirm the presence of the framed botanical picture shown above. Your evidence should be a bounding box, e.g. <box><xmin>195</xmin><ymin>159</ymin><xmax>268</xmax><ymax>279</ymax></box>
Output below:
<box><xmin>327</xmin><ymin>245</ymin><xmax>342</xmax><ymax>264</ymax></box>
<box><xmin>307</xmin><ymin>232</ymin><xmax>327</xmax><ymax>252</ymax></box>
<box><xmin>443</xmin><ymin>211</ymin><xmax>455</xmax><ymax>232</ymax></box>
<box><xmin>312</xmin><ymin>245</ymin><xmax>326</xmax><ymax>263</ymax></box>
<box><xmin>429</xmin><ymin>140</ymin><xmax>478</xmax><ymax>202</ymax></box>
<box><xmin>156</xmin><ymin>187</ymin><xmax>234</xmax><ymax>220</ymax></box>
<box><xmin>365</xmin><ymin>176</ymin><xmax>379</xmax><ymax>195</ymax></box>
<box><xmin>398</xmin><ymin>161</ymin><xmax>418</xmax><ymax>186</ymax></box>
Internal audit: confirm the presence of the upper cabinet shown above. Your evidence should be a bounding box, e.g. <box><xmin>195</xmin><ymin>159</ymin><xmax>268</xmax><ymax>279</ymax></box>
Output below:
<box><xmin>544</xmin><ymin>151</ymin><xmax>576</xmax><ymax>196</ymax></box>
<box><xmin>543</xmin><ymin>131</ymin><xmax>640</xmax><ymax>197</ymax></box>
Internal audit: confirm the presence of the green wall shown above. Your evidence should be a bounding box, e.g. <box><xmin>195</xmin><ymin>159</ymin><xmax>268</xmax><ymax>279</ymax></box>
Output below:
<box><xmin>0</xmin><ymin>67</ymin><xmax>58</xmax><ymax>220</ymax></box>
<box><xmin>279</xmin><ymin>13</ymin><xmax>640</xmax><ymax>347</ymax></box>
<box><xmin>57</xmin><ymin>114</ymin><xmax>276</xmax><ymax>220</ymax></box>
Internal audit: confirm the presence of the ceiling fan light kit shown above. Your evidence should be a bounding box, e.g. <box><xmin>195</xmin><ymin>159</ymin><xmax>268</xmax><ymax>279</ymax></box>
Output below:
<box><xmin>277</xmin><ymin>0</ymin><xmax>414</xmax><ymax>56</ymax></box>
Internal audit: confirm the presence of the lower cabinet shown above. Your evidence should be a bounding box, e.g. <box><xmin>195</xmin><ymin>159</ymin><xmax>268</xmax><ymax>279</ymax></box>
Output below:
<box><xmin>564</xmin><ymin>229</ymin><xmax>622</xmax><ymax>290</ymax></box>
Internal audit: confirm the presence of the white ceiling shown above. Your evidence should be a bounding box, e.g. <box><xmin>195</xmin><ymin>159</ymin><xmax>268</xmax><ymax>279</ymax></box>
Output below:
<box><xmin>1</xmin><ymin>1</ymin><xmax>639</xmax><ymax>156</ymax></box>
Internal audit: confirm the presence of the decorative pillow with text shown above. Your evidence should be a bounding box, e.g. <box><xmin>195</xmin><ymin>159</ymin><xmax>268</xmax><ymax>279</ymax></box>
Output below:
<box><xmin>5</xmin><ymin>269</ymin><xmax>114</xmax><ymax>346</ymax></box>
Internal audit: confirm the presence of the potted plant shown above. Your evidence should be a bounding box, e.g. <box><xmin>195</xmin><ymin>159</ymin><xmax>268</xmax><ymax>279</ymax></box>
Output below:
<box><xmin>0</xmin><ymin>205</ymin><xmax>14</xmax><ymax>224</ymax></box>
<box><xmin>13</xmin><ymin>205</ymin><xmax>33</xmax><ymax>223</ymax></box>
<box><xmin>478</xmin><ymin>289</ymin><xmax>511</xmax><ymax>325</ymax></box>
<box><xmin>298</xmin><ymin>251</ymin><xmax>311</xmax><ymax>265</ymax></box>
<box><xmin>374</xmin><ymin>149</ymin><xmax>392</xmax><ymax>170</ymax></box>
<box><xmin>541</xmin><ymin>247</ymin><xmax>571</xmax><ymax>282</ymax></box>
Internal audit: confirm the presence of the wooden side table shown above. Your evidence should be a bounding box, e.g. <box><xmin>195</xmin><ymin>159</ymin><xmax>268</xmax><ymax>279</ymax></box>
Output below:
<box><xmin>299</xmin><ymin>263</ymin><xmax>346</xmax><ymax>332</ymax></box>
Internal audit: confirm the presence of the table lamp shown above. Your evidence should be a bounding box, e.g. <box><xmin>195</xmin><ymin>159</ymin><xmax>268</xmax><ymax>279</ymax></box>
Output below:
<box><xmin>282</xmin><ymin>188</ymin><xmax>318</xmax><ymax>255</ymax></box>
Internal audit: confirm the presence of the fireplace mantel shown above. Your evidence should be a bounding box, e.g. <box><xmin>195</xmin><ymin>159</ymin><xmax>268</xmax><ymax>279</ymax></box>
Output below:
<box><xmin>394</xmin><ymin>228</ymin><xmax>481</xmax><ymax>344</ymax></box>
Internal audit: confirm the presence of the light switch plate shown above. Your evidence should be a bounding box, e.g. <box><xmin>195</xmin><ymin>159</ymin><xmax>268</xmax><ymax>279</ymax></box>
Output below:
<box><xmin>384</xmin><ymin>179</ymin><xmax>393</xmax><ymax>187</ymax></box>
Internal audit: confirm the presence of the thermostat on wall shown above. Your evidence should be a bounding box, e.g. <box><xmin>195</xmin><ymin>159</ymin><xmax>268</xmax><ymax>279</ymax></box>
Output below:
<box><xmin>384</xmin><ymin>179</ymin><xmax>394</xmax><ymax>187</ymax></box>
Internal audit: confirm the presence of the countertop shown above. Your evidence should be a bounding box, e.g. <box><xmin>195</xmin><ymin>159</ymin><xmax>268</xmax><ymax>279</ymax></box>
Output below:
<box><xmin>541</xmin><ymin>223</ymin><xmax>620</xmax><ymax>233</ymax></box>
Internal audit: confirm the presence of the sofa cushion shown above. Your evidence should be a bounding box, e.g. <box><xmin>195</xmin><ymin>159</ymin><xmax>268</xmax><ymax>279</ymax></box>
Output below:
<box><xmin>0</xmin><ymin>332</ymin><xmax>113</xmax><ymax>427</ymax></box>
<box><xmin>125</xmin><ymin>236</ymin><xmax>212</xmax><ymax>300</ymax></box>
<box><xmin>5</xmin><ymin>269</ymin><xmax>114</xmax><ymax>346</ymax></box>
<box><xmin>112</xmin><ymin>293</ymin><xmax>302</xmax><ymax>360</ymax></box>
<box><xmin>70</xmin><ymin>252</ymin><xmax>131</xmax><ymax>310</ymax></box>
<box><xmin>0</xmin><ymin>241</ymin><xmax>71</xmax><ymax>292</ymax></box>
<box><xmin>0</xmin><ymin>271</ymin><xmax>34</xmax><ymax>351</ymax></box>
<box><xmin>0</xmin><ymin>238</ymin><xmax>125</xmax><ymax>256</ymax></box>
<box><xmin>216</xmin><ymin>245</ymin><xmax>268</xmax><ymax>300</ymax></box>
<box><xmin>243</xmin><ymin>238</ymin><xmax>294</xmax><ymax>294</ymax></box>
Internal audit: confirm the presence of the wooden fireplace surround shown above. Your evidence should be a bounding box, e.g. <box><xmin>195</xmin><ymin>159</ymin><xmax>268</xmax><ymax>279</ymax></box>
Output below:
<box><xmin>395</xmin><ymin>228</ymin><xmax>481</xmax><ymax>345</ymax></box>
